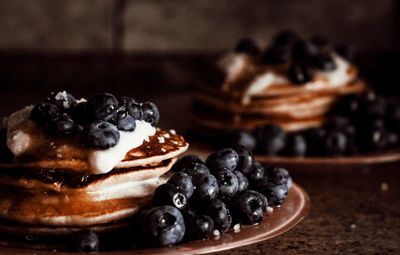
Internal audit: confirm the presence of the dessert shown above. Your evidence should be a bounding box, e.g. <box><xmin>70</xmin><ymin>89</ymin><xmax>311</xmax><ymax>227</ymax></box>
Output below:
<box><xmin>0</xmin><ymin>91</ymin><xmax>188</xmax><ymax>237</ymax></box>
<box><xmin>192</xmin><ymin>31</ymin><xmax>400</xmax><ymax>157</ymax></box>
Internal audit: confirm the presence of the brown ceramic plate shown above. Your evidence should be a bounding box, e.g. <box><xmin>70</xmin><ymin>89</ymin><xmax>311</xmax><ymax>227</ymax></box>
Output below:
<box><xmin>0</xmin><ymin>183</ymin><xmax>310</xmax><ymax>255</ymax></box>
<box><xmin>254</xmin><ymin>150</ymin><xmax>400</xmax><ymax>166</ymax></box>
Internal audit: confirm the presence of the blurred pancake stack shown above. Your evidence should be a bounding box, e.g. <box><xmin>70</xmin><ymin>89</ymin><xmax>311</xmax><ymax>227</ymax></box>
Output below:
<box><xmin>193</xmin><ymin>31</ymin><xmax>366</xmax><ymax>134</ymax></box>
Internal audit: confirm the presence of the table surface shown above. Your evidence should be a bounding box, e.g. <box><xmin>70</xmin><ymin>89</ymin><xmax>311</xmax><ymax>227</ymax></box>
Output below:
<box><xmin>0</xmin><ymin>56</ymin><xmax>399</xmax><ymax>254</ymax></box>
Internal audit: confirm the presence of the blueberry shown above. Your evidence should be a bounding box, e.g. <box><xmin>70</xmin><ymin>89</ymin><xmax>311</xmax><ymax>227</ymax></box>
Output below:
<box><xmin>192</xmin><ymin>173</ymin><xmax>219</xmax><ymax>201</ymax></box>
<box><xmin>233</xmin><ymin>145</ymin><xmax>254</xmax><ymax>175</ymax></box>
<box><xmin>303</xmin><ymin>127</ymin><xmax>326</xmax><ymax>156</ymax></box>
<box><xmin>255</xmin><ymin>124</ymin><xmax>286</xmax><ymax>155</ymax></box>
<box><xmin>153</xmin><ymin>183</ymin><xmax>188</xmax><ymax>209</ymax></box>
<box><xmin>247</xmin><ymin>161</ymin><xmax>265</xmax><ymax>183</ymax></box>
<box><xmin>292</xmin><ymin>41</ymin><xmax>319</xmax><ymax>60</ymax></box>
<box><xmin>272</xmin><ymin>30</ymin><xmax>300</xmax><ymax>47</ymax></box>
<box><xmin>235</xmin><ymin>190</ymin><xmax>267</xmax><ymax>225</ymax></box>
<box><xmin>69</xmin><ymin>230</ymin><xmax>100</xmax><ymax>252</ymax></box>
<box><xmin>86</xmin><ymin>93</ymin><xmax>119</xmax><ymax>121</ymax></box>
<box><xmin>50</xmin><ymin>113</ymin><xmax>75</xmax><ymax>135</ymax></box>
<box><xmin>361</xmin><ymin>93</ymin><xmax>387</xmax><ymax>119</ymax></box>
<box><xmin>265</xmin><ymin>167</ymin><xmax>292</xmax><ymax>188</ymax></box>
<box><xmin>71</xmin><ymin>101</ymin><xmax>89</xmax><ymax>125</ymax></box>
<box><xmin>215</xmin><ymin>168</ymin><xmax>239</xmax><ymax>200</ymax></box>
<box><xmin>110</xmin><ymin>107</ymin><xmax>136</xmax><ymax>131</ymax></box>
<box><xmin>83</xmin><ymin>121</ymin><xmax>120</xmax><ymax>149</ymax></box>
<box><xmin>282</xmin><ymin>133</ymin><xmax>307</xmax><ymax>157</ymax></box>
<box><xmin>141</xmin><ymin>102</ymin><xmax>160</xmax><ymax>125</ymax></box>
<box><xmin>171</xmin><ymin>155</ymin><xmax>204</xmax><ymax>173</ymax></box>
<box><xmin>45</xmin><ymin>91</ymin><xmax>77</xmax><ymax>110</ymax></box>
<box><xmin>168</xmin><ymin>172</ymin><xmax>194</xmax><ymax>199</ymax></box>
<box><xmin>334</xmin><ymin>44</ymin><xmax>353</xmax><ymax>61</ymax></box>
<box><xmin>30</xmin><ymin>102</ymin><xmax>60</xmax><ymax>125</ymax></box>
<box><xmin>288</xmin><ymin>62</ymin><xmax>313</xmax><ymax>84</ymax></box>
<box><xmin>310</xmin><ymin>34</ymin><xmax>330</xmax><ymax>50</ymax></box>
<box><xmin>118</xmin><ymin>96</ymin><xmax>142</xmax><ymax>120</ymax></box>
<box><xmin>187</xmin><ymin>215</ymin><xmax>214</xmax><ymax>241</ymax></box>
<box><xmin>205</xmin><ymin>199</ymin><xmax>232</xmax><ymax>233</ymax></box>
<box><xmin>234</xmin><ymin>170</ymin><xmax>249</xmax><ymax>193</ymax></box>
<box><xmin>324</xmin><ymin>129</ymin><xmax>348</xmax><ymax>155</ymax></box>
<box><xmin>261</xmin><ymin>45</ymin><xmax>292</xmax><ymax>64</ymax></box>
<box><xmin>234</xmin><ymin>38</ymin><xmax>260</xmax><ymax>56</ymax></box>
<box><xmin>363</xmin><ymin>125</ymin><xmax>392</xmax><ymax>152</ymax></box>
<box><xmin>143</xmin><ymin>206</ymin><xmax>185</xmax><ymax>246</ymax></box>
<box><xmin>223</xmin><ymin>130</ymin><xmax>256</xmax><ymax>151</ymax></box>
<box><xmin>183</xmin><ymin>162</ymin><xmax>210</xmax><ymax>176</ymax></box>
<box><xmin>206</xmin><ymin>148</ymin><xmax>239</xmax><ymax>172</ymax></box>
<box><xmin>311</xmin><ymin>53</ymin><xmax>337</xmax><ymax>71</ymax></box>
<box><xmin>253</xmin><ymin>180</ymin><xmax>288</xmax><ymax>206</ymax></box>
<box><xmin>330</xmin><ymin>94</ymin><xmax>360</xmax><ymax>118</ymax></box>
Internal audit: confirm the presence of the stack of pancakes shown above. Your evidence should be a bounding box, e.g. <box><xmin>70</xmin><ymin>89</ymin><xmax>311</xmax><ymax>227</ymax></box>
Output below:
<box><xmin>0</xmin><ymin>129</ymin><xmax>188</xmax><ymax>236</ymax></box>
<box><xmin>193</xmin><ymin>40</ymin><xmax>366</xmax><ymax>134</ymax></box>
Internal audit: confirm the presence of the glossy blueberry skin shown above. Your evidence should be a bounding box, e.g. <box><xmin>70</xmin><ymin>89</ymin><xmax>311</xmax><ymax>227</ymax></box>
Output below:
<box><xmin>141</xmin><ymin>102</ymin><xmax>160</xmax><ymax>126</ymax></box>
<box><xmin>69</xmin><ymin>230</ymin><xmax>100</xmax><ymax>252</ymax></box>
<box><xmin>282</xmin><ymin>134</ymin><xmax>307</xmax><ymax>157</ymax></box>
<box><xmin>234</xmin><ymin>170</ymin><xmax>249</xmax><ymax>194</ymax></box>
<box><xmin>168</xmin><ymin>172</ymin><xmax>195</xmax><ymax>199</ymax></box>
<box><xmin>235</xmin><ymin>190</ymin><xmax>267</xmax><ymax>225</ymax></box>
<box><xmin>183</xmin><ymin>162</ymin><xmax>210</xmax><ymax>176</ymax></box>
<box><xmin>288</xmin><ymin>62</ymin><xmax>314</xmax><ymax>84</ymax></box>
<box><xmin>50</xmin><ymin>113</ymin><xmax>75</xmax><ymax>135</ymax></box>
<box><xmin>206</xmin><ymin>148</ymin><xmax>239</xmax><ymax>172</ymax></box>
<box><xmin>234</xmin><ymin>38</ymin><xmax>260</xmax><ymax>56</ymax></box>
<box><xmin>192</xmin><ymin>173</ymin><xmax>219</xmax><ymax>201</ymax></box>
<box><xmin>30</xmin><ymin>102</ymin><xmax>60</xmax><ymax>125</ymax></box>
<box><xmin>187</xmin><ymin>215</ymin><xmax>215</xmax><ymax>241</ymax></box>
<box><xmin>110</xmin><ymin>107</ymin><xmax>136</xmax><ymax>131</ymax></box>
<box><xmin>215</xmin><ymin>168</ymin><xmax>239</xmax><ymax>201</ymax></box>
<box><xmin>118</xmin><ymin>96</ymin><xmax>142</xmax><ymax>120</ymax></box>
<box><xmin>247</xmin><ymin>161</ymin><xmax>265</xmax><ymax>183</ymax></box>
<box><xmin>265</xmin><ymin>167</ymin><xmax>292</xmax><ymax>189</ymax></box>
<box><xmin>292</xmin><ymin>41</ymin><xmax>319</xmax><ymax>60</ymax></box>
<box><xmin>171</xmin><ymin>155</ymin><xmax>204</xmax><ymax>173</ymax></box>
<box><xmin>253</xmin><ymin>180</ymin><xmax>289</xmax><ymax>206</ymax></box>
<box><xmin>205</xmin><ymin>199</ymin><xmax>232</xmax><ymax>233</ymax></box>
<box><xmin>152</xmin><ymin>183</ymin><xmax>188</xmax><ymax>209</ymax></box>
<box><xmin>83</xmin><ymin>121</ymin><xmax>120</xmax><ymax>149</ymax></box>
<box><xmin>143</xmin><ymin>206</ymin><xmax>185</xmax><ymax>246</ymax></box>
<box><xmin>233</xmin><ymin>145</ymin><xmax>254</xmax><ymax>175</ymax></box>
<box><xmin>86</xmin><ymin>93</ymin><xmax>119</xmax><ymax>121</ymax></box>
<box><xmin>255</xmin><ymin>124</ymin><xmax>286</xmax><ymax>156</ymax></box>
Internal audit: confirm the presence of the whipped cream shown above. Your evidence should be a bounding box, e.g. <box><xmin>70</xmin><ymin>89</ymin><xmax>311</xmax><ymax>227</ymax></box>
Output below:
<box><xmin>88</xmin><ymin>120</ymin><xmax>156</xmax><ymax>174</ymax></box>
<box><xmin>220</xmin><ymin>53</ymin><xmax>355</xmax><ymax>104</ymax></box>
<box><xmin>5</xmin><ymin>107</ymin><xmax>156</xmax><ymax>174</ymax></box>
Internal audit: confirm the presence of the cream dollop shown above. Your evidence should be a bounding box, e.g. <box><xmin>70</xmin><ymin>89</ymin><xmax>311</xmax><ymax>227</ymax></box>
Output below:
<box><xmin>220</xmin><ymin>53</ymin><xmax>355</xmax><ymax>104</ymax></box>
<box><xmin>5</xmin><ymin>107</ymin><xmax>156</xmax><ymax>174</ymax></box>
<box><xmin>88</xmin><ymin>120</ymin><xmax>156</xmax><ymax>174</ymax></box>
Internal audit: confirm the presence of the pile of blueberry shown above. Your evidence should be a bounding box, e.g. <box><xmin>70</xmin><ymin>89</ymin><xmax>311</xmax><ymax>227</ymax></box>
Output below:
<box><xmin>137</xmin><ymin>146</ymin><xmax>291</xmax><ymax>246</ymax></box>
<box><xmin>234</xmin><ymin>30</ymin><xmax>352</xmax><ymax>84</ymax></box>
<box><xmin>29</xmin><ymin>91</ymin><xmax>160</xmax><ymax>149</ymax></box>
<box><xmin>223</xmin><ymin>92</ymin><xmax>400</xmax><ymax>157</ymax></box>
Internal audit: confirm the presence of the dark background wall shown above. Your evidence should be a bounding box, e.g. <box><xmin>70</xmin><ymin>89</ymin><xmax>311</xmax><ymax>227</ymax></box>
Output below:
<box><xmin>0</xmin><ymin>0</ymin><xmax>398</xmax><ymax>52</ymax></box>
<box><xmin>0</xmin><ymin>0</ymin><xmax>399</xmax><ymax>117</ymax></box>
